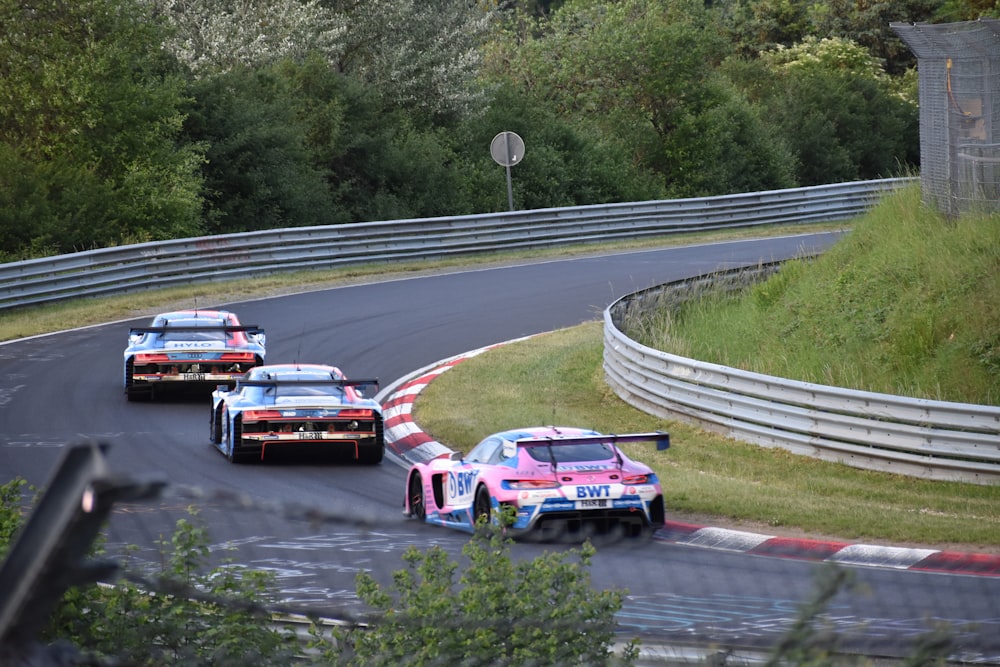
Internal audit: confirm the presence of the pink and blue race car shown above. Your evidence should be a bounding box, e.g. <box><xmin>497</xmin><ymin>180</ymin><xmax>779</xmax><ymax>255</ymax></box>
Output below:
<box><xmin>403</xmin><ymin>426</ymin><xmax>669</xmax><ymax>538</ymax></box>
<box><xmin>124</xmin><ymin>309</ymin><xmax>265</xmax><ymax>401</ymax></box>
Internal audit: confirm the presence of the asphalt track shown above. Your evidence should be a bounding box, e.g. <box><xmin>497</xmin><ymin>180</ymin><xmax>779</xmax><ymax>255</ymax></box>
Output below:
<box><xmin>2</xmin><ymin>233</ymin><xmax>999</xmax><ymax>663</ymax></box>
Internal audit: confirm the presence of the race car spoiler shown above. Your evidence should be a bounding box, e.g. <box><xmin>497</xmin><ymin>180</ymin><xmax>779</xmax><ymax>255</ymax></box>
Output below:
<box><xmin>129</xmin><ymin>325</ymin><xmax>265</xmax><ymax>335</ymax></box>
<box><xmin>236</xmin><ymin>378</ymin><xmax>380</xmax><ymax>390</ymax></box>
<box><xmin>515</xmin><ymin>432</ymin><xmax>670</xmax><ymax>451</ymax></box>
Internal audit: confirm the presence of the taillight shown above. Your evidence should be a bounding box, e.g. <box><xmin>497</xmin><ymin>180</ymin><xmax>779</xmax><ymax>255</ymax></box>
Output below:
<box><xmin>219</xmin><ymin>352</ymin><xmax>256</xmax><ymax>361</ymax></box>
<box><xmin>135</xmin><ymin>353</ymin><xmax>170</xmax><ymax>363</ymax></box>
<box><xmin>337</xmin><ymin>409</ymin><xmax>372</xmax><ymax>418</ymax></box>
<box><xmin>505</xmin><ymin>480</ymin><xmax>561</xmax><ymax>490</ymax></box>
<box><xmin>243</xmin><ymin>410</ymin><xmax>284</xmax><ymax>420</ymax></box>
<box><xmin>623</xmin><ymin>474</ymin><xmax>653</xmax><ymax>485</ymax></box>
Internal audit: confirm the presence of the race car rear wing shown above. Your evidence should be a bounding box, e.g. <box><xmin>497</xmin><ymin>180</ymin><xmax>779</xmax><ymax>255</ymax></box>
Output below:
<box><xmin>129</xmin><ymin>325</ymin><xmax>265</xmax><ymax>335</ymax></box>
<box><xmin>512</xmin><ymin>431</ymin><xmax>670</xmax><ymax>474</ymax></box>
<box><xmin>514</xmin><ymin>432</ymin><xmax>670</xmax><ymax>451</ymax></box>
<box><xmin>236</xmin><ymin>378</ymin><xmax>380</xmax><ymax>391</ymax></box>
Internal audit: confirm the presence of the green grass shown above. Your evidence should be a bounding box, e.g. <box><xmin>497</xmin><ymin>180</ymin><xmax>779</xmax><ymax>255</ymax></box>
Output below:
<box><xmin>414</xmin><ymin>322</ymin><xmax>1000</xmax><ymax>552</ymax></box>
<box><xmin>627</xmin><ymin>185</ymin><xmax>1000</xmax><ymax>405</ymax></box>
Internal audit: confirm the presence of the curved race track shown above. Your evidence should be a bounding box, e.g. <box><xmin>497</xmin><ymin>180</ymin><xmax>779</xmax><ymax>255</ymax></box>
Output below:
<box><xmin>2</xmin><ymin>233</ymin><xmax>998</xmax><ymax>662</ymax></box>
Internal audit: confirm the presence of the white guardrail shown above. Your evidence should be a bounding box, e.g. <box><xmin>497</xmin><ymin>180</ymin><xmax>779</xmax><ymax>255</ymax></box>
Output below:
<box><xmin>603</xmin><ymin>270</ymin><xmax>1000</xmax><ymax>485</ymax></box>
<box><xmin>0</xmin><ymin>179</ymin><xmax>909</xmax><ymax>310</ymax></box>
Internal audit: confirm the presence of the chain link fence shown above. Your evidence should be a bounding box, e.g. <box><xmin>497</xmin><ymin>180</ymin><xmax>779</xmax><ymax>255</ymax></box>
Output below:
<box><xmin>893</xmin><ymin>19</ymin><xmax>1000</xmax><ymax>217</ymax></box>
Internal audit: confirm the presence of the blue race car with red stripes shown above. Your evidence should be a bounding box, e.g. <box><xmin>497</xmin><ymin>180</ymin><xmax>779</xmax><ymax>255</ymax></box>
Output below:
<box><xmin>124</xmin><ymin>309</ymin><xmax>265</xmax><ymax>401</ymax></box>
<box><xmin>210</xmin><ymin>363</ymin><xmax>383</xmax><ymax>464</ymax></box>
<box><xmin>404</xmin><ymin>426</ymin><xmax>669</xmax><ymax>538</ymax></box>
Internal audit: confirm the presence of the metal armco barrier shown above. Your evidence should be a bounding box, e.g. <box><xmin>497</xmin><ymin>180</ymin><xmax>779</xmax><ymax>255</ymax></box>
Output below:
<box><xmin>0</xmin><ymin>179</ymin><xmax>911</xmax><ymax>310</ymax></box>
<box><xmin>603</xmin><ymin>271</ymin><xmax>1000</xmax><ymax>485</ymax></box>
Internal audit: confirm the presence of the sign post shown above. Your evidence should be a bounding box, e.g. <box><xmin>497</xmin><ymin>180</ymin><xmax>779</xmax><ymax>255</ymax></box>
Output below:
<box><xmin>490</xmin><ymin>131</ymin><xmax>525</xmax><ymax>211</ymax></box>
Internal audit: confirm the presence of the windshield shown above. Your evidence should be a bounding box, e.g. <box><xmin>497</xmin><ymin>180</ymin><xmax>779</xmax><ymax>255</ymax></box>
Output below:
<box><xmin>269</xmin><ymin>385</ymin><xmax>347</xmax><ymax>398</ymax></box>
<box><xmin>521</xmin><ymin>442</ymin><xmax>615</xmax><ymax>464</ymax></box>
<box><xmin>159</xmin><ymin>319</ymin><xmax>229</xmax><ymax>342</ymax></box>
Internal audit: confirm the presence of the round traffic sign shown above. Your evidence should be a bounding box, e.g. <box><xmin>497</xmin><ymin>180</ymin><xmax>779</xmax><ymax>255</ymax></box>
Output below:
<box><xmin>490</xmin><ymin>131</ymin><xmax>525</xmax><ymax>167</ymax></box>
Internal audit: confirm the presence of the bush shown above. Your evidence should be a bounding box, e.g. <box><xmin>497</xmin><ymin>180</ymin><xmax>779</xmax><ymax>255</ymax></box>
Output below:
<box><xmin>316</xmin><ymin>521</ymin><xmax>639</xmax><ymax>666</ymax></box>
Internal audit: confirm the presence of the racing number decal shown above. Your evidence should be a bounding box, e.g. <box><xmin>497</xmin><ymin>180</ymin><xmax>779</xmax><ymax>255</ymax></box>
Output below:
<box><xmin>447</xmin><ymin>469</ymin><xmax>479</xmax><ymax>505</ymax></box>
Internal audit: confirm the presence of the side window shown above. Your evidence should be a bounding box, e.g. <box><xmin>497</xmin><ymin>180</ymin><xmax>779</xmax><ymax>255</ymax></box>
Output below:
<box><xmin>494</xmin><ymin>440</ymin><xmax>517</xmax><ymax>464</ymax></box>
<box><xmin>467</xmin><ymin>437</ymin><xmax>502</xmax><ymax>464</ymax></box>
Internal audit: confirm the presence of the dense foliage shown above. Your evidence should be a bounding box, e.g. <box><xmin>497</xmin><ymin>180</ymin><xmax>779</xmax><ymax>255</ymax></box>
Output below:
<box><xmin>1</xmin><ymin>0</ymin><xmax>988</xmax><ymax>260</ymax></box>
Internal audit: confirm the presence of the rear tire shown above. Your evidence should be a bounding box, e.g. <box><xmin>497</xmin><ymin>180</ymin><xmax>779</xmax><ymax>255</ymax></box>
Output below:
<box><xmin>359</xmin><ymin>443</ymin><xmax>384</xmax><ymax>465</ymax></box>
<box><xmin>125</xmin><ymin>357</ymin><xmax>153</xmax><ymax>402</ymax></box>
<box><xmin>409</xmin><ymin>473</ymin><xmax>426</xmax><ymax>521</ymax></box>
<box><xmin>649</xmin><ymin>495</ymin><xmax>665</xmax><ymax>527</ymax></box>
<box><xmin>223</xmin><ymin>409</ymin><xmax>251</xmax><ymax>464</ymax></box>
<box><xmin>211</xmin><ymin>405</ymin><xmax>223</xmax><ymax>444</ymax></box>
<box><xmin>473</xmin><ymin>485</ymin><xmax>492</xmax><ymax>528</ymax></box>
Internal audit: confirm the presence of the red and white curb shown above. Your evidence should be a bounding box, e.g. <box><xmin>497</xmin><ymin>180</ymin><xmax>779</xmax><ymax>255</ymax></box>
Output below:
<box><xmin>657</xmin><ymin>521</ymin><xmax>1000</xmax><ymax>576</ymax></box>
<box><xmin>381</xmin><ymin>342</ymin><xmax>522</xmax><ymax>464</ymax></box>
<box><xmin>379</xmin><ymin>347</ymin><xmax>1000</xmax><ymax>577</ymax></box>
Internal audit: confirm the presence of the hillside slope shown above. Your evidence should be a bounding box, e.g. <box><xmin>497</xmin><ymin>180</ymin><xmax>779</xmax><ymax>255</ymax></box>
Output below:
<box><xmin>637</xmin><ymin>185</ymin><xmax>1000</xmax><ymax>405</ymax></box>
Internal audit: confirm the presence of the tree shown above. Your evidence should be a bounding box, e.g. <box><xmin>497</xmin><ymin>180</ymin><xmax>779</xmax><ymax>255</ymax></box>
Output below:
<box><xmin>934</xmin><ymin>0</ymin><xmax>1000</xmax><ymax>21</ymax></box>
<box><xmin>183</xmin><ymin>60</ymin><xmax>338</xmax><ymax>234</ymax></box>
<box><xmin>0</xmin><ymin>0</ymin><xmax>204</xmax><ymax>258</ymax></box>
<box><xmin>725</xmin><ymin>37</ymin><xmax>918</xmax><ymax>185</ymax></box>
<box><xmin>325</xmin><ymin>0</ymin><xmax>498</xmax><ymax>122</ymax></box>
<box><xmin>46</xmin><ymin>509</ymin><xmax>298</xmax><ymax>666</ymax></box>
<box><xmin>450</xmin><ymin>83</ymin><xmax>669</xmax><ymax>211</ymax></box>
<box><xmin>485</xmin><ymin>0</ymin><xmax>795</xmax><ymax>196</ymax></box>
<box><xmin>719</xmin><ymin>0</ymin><xmax>940</xmax><ymax>75</ymax></box>
<box><xmin>146</xmin><ymin>0</ymin><xmax>347</xmax><ymax>75</ymax></box>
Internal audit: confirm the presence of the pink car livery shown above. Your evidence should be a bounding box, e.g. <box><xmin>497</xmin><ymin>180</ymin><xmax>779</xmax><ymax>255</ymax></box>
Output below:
<box><xmin>404</xmin><ymin>426</ymin><xmax>669</xmax><ymax>537</ymax></box>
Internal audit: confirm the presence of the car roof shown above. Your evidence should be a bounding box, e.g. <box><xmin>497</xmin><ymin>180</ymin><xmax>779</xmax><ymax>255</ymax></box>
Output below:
<box><xmin>153</xmin><ymin>309</ymin><xmax>235</xmax><ymax>324</ymax></box>
<box><xmin>492</xmin><ymin>426</ymin><xmax>601</xmax><ymax>442</ymax></box>
<box><xmin>245</xmin><ymin>364</ymin><xmax>344</xmax><ymax>380</ymax></box>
